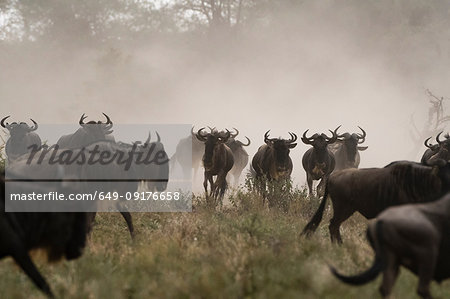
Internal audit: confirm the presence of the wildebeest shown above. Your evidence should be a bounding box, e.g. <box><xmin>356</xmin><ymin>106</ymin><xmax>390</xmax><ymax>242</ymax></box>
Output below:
<box><xmin>302</xmin><ymin>160</ymin><xmax>450</xmax><ymax>243</ymax></box>
<box><xmin>120</xmin><ymin>132</ymin><xmax>169</xmax><ymax>192</ymax></box>
<box><xmin>330</xmin><ymin>192</ymin><xmax>450</xmax><ymax>298</ymax></box>
<box><xmin>225</xmin><ymin>128</ymin><xmax>251</xmax><ymax>186</ymax></box>
<box><xmin>329</xmin><ymin>127</ymin><xmax>367</xmax><ymax>171</ymax></box>
<box><xmin>0</xmin><ymin>170</ymin><xmax>90</xmax><ymax>297</ymax></box>
<box><xmin>1</xmin><ymin>116</ymin><xmax>42</xmax><ymax>162</ymax></box>
<box><xmin>251</xmin><ymin>131</ymin><xmax>297</xmax><ymax>204</ymax></box>
<box><xmin>420</xmin><ymin>136</ymin><xmax>440</xmax><ymax>164</ymax></box>
<box><xmin>170</xmin><ymin>126</ymin><xmax>204</xmax><ymax>180</ymax></box>
<box><xmin>422</xmin><ymin>132</ymin><xmax>450</xmax><ymax>165</ymax></box>
<box><xmin>56</xmin><ymin>113</ymin><xmax>114</xmax><ymax>149</ymax></box>
<box><xmin>301</xmin><ymin>126</ymin><xmax>340</xmax><ymax>196</ymax></box>
<box><xmin>196</xmin><ymin>128</ymin><xmax>234</xmax><ymax>205</ymax></box>
<box><xmin>8</xmin><ymin>133</ymin><xmax>168</xmax><ymax>238</ymax></box>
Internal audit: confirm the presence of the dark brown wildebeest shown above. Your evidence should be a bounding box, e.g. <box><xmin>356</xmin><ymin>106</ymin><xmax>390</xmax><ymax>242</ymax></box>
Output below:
<box><xmin>196</xmin><ymin>128</ymin><xmax>234</xmax><ymax>205</ymax></box>
<box><xmin>330</xmin><ymin>192</ymin><xmax>450</xmax><ymax>298</ymax></box>
<box><xmin>251</xmin><ymin>131</ymin><xmax>297</xmax><ymax>205</ymax></box>
<box><xmin>170</xmin><ymin>126</ymin><xmax>204</xmax><ymax>180</ymax></box>
<box><xmin>0</xmin><ymin>171</ymin><xmax>90</xmax><ymax>297</ymax></box>
<box><xmin>56</xmin><ymin>113</ymin><xmax>115</xmax><ymax>149</ymax></box>
<box><xmin>420</xmin><ymin>135</ymin><xmax>440</xmax><ymax>164</ymax></box>
<box><xmin>225</xmin><ymin>128</ymin><xmax>251</xmax><ymax>186</ymax></box>
<box><xmin>302</xmin><ymin>160</ymin><xmax>450</xmax><ymax>243</ymax></box>
<box><xmin>301</xmin><ymin>126</ymin><xmax>340</xmax><ymax>196</ymax></box>
<box><xmin>329</xmin><ymin>127</ymin><xmax>367</xmax><ymax>171</ymax></box>
<box><xmin>422</xmin><ymin>132</ymin><xmax>450</xmax><ymax>165</ymax></box>
<box><xmin>1</xmin><ymin>116</ymin><xmax>42</xmax><ymax>162</ymax></box>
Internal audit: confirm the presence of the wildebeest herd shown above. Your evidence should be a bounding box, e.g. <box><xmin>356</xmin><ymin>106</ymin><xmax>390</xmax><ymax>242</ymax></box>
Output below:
<box><xmin>2</xmin><ymin>114</ymin><xmax>450</xmax><ymax>298</ymax></box>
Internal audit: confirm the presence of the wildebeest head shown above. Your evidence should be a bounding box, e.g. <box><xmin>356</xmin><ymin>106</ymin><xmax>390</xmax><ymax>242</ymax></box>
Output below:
<box><xmin>79</xmin><ymin>112</ymin><xmax>113</xmax><ymax>137</ymax></box>
<box><xmin>225</xmin><ymin>127</ymin><xmax>251</xmax><ymax>152</ymax></box>
<box><xmin>1</xmin><ymin>115</ymin><xmax>38</xmax><ymax>137</ymax></box>
<box><xmin>336</xmin><ymin>126</ymin><xmax>367</xmax><ymax>162</ymax></box>
<box><xmin>1</xmin><ymin>116</ymin><xmax>42</xmax><ymax>161</ymax></box>
<box><xmin>264</xmin><ymin>130</ymin><xmax>297</xmax><ymax>173</ymax></box>
<box><xmin>301</xmin><ymin>126</ymin><xmax>340</xmax><ymax>151</ymax></box>
<box><xmin>196</xmin><ymin>128</ymin><xmax>230</xmax><ymax>170</ymax></box>
<box><xmin>427</xmin><ymin>132</ymin><xmax>450</xmax><ymax>165</ymax></box>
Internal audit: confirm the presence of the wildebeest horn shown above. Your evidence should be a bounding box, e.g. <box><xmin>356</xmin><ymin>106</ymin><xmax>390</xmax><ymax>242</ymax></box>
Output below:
<box><xmin>231</xmin><ymin>127</ymin><xmax>239</xmax><ymax>138</ymax></box>
<box><xmin>79</xmin><ymin>113</ymin><xmax>88</xmax><ymax>126</ymax></box>
<box><xmin>436</xmin><ymin>131</ymin><xmax>444</xmax><ymax>145</ymax></box>
<box><xmin>156</xmin><ymin>131</ymin><xmax>161</xmax><ymax>142</ymax></box>
<box><xmin>264</xmin><ymin>130</ymin><xmax>271</xmax><ymax>144</ymax></box>
<box><xmin>357</xmin><ymin>126</ymin><xmax>366</xmax><ymax>144</ymax></box>
<box><xmin>29</xmin><ymin>119</ymin><xmax>38</xmax><ymax>131</ymax></box>
<box><xmin>288</xmin><ymin>132</ymin><xmax>297</xmax><ymax>143</ymax></box>
<box><xmin>326</xmin><ymin>125</ymin><xmax>341</xmax><ymax>144</ymax></box>
<box><xmin>424</xmin><ymin>137</ymin><xmax>434</xmax><ymax>149</ymax></box>
<box><xmin>238</xmin><ymin>136</ymin><xmax>251</xmax><ymax>146</ymax></box>
<box><xmin>219</xmin><ymin>129</ymin><xmax>231</xmax><ymax>143</ymax></box>
<box><xmin>208</xmin><ymin>126</ymin><xmax>216</xmax><ymax>133</ymax></box>
<box><xmin>301</xmin><ymin>130</ymin><xmax>314</xmax><ymax>145</ymax></box>
<box><xmin>196</xmin><ymin>127</ymin><xmax>208</xmax><ymax>142</ymax></box>
<box><xmin>191</xmin><ymin>126</ymin><xmax>195</xmax><ymax>136</ymax></box>
<box><xmin>1</xmin><ymin>115</ymin><xmax>12</xmax><ymax>130</ymax></box>
<box><xmin>102</xmin><ymin>112</ymin><xmax>113</xmax><ymax>130</ymax></box>
<box><xmin>102</xmin><ymin>113</ymin><xmax>112</xmax><ymax>124</ymax></box>
<box><xmin>145</xmin><ymin>132</ymin><xmax>151</xmax><ymax>144</ymax></box>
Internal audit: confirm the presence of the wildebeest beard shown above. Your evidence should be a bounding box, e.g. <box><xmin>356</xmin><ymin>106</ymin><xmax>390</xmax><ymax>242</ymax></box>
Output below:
<box><xmin>25</xmin><ymin>143</ymin><xmax>169</xmax><ymax>171</ymax></box>
<box><xmin>274</xmin><ymin>143</ymin><xmax>290</xmax><ymax>172</ymax></box>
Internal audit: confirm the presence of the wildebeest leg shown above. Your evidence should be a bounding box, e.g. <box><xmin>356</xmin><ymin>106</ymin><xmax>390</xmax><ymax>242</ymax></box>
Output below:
<box><xmin>379</xmin><ymin>251</ymin><xmax>399</xmax><ymax>298</ymax></box>
<box><xmin>416</xmin><ymin>248</ymin><xmax>437</xmax><ymax>299</ymax></box>
<box><xmin>215</xmin><ymin>171</ymin><xmax>228</xmax><ymax>206</ymax></box>
<box><xmin>119</xmin><ymin>210</ymin><xmax>135</xmax><ymax>239</ymax></box>
<box><xmin>11</xmin><ymin>246</ymin><xmax>54</xmax><ymax>297</ymax></box>
<box><xmin>329</xmin><ymin>204</ymin><xmax>354</xmax><ymax>243</ymax></box>
<box><xmin>317</xmin><ymin>176</ymin><xmax>327</xmax><ymax>198</ymax></box>
<box><xmin>203</xmin><ymin>170</ymin><xmax>209</xmax><ymax>197</ymax></box>
<box><xmin>306</xmin><ymin>173</ymin><xmax>313</xmax><ymax>197</ymax></box>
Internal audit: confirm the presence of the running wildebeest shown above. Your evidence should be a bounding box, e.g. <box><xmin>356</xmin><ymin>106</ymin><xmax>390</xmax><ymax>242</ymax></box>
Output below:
<box><xmin>330</xmin><ymin>192</ymin><xmax>450</xmax><ymax>299</ymax></box>
<box><xmin>170</xmin><ymin>126</ymin><xmax>204</xmax><ymax>180</ymax></box>
<box><xmin>301</xmin><ymin>126</ymin><xmax>340</xmax><ymax>196</ymax></box>
<box><xmin>422</xmin><ymin>132</ymin><xmax>450</xmax><ymax>164</ymax></box>
<box><xmin>251</xmin><ymin>130</ymin><xmax>297</xmax><ymax>205</ymax></box>
<box><xmin>196</xmin><ymin>128</ymin><xmax>234</xmax><ymax>205</ymax></box>
<box><xmin>329</xmin><ymin>127</ymin><xmax>367</xmax><ymax>171</ymax></box>
<box><xmin>56</xmin><ymin>113</ymin><xmax>114</xmax><ymax>149</ymax></box>
<box><xmin>421</xmin><ymin>136</ymin><xmax>440</xmax><ymax>164</ymax></box>
<box><xmin>0</xmin><ymin>171</ymin><xmax>90</xmax><ymax>298</ymax></box>
<box><xmin>225</xmin><ymin>128</ymin><xmax>251</xmax><ymax>186</ymax></box>
<box><xmin>302</xmin><ymin>160</ymin><xmax>450</xmax><ymax>243</ymax></box>
<box><xmin>1</xmin><ymin>116</ymin><xmax>42</xmax><ymax>162</ymax></box>
<box><xmin>8</xmin><ymin>132</ymin><xmax>168</xmax><ymax>238</ymax></box>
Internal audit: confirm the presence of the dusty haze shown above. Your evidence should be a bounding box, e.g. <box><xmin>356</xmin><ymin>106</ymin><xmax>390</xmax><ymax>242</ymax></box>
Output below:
<box><xmin>1</xmin><ymin>0</ymin><xmax>450</xmax><ymax>187</ymax></box>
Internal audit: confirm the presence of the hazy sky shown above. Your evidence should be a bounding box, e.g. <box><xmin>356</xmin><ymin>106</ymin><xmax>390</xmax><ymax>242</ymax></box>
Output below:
<box><xmin>1</xmin><ymin>1</ymin><xmax>449</xmax><ymax>188</ymax></box>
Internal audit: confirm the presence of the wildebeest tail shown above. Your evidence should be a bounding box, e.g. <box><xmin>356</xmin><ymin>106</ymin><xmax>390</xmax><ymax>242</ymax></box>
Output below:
<box><xmin>301</xmin><ymin>184</ymin><xmax>329</xmax><ymax>236</ymax></box>
<box><xmin>329</xmin><ymin>221</ymin><xmax>385</xmax><ymax>285</ymax></box>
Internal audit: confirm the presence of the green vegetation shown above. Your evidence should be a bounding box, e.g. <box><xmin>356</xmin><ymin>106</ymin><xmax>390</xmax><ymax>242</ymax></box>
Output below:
<box><xmin>2</xmin><ymin>187</ymin><xmax>450</xmax><ymax>299</ymax></box>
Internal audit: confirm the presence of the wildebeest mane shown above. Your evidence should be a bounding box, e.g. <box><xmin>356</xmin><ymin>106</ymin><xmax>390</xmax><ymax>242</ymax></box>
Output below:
<box><xmin>383</xmin><ymin>162</ymin><xmax>441</xmax><ymax>205</ymax></box>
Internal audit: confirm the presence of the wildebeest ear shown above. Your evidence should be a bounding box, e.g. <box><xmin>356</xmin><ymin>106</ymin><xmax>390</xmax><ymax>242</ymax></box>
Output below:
<box><xmin>288</xmin><ymin>143</ymin><xmax>297</xmax><ymax>148</ymax></box>
<box><xmin>357</xmin><ymin>146</ymin><xmax>368</xmax><ymax>151</ymax></box>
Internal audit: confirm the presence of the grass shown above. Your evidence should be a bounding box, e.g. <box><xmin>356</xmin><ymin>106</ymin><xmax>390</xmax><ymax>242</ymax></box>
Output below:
<box><xmin>2</xmin><ymin>186</ymin><xmax>450</xmax><ymax>299</ymax></box>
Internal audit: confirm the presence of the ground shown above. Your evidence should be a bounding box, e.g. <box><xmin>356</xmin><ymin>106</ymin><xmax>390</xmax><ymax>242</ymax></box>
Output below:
<box><xmin>1</xmin><ymin>187</ymin><xmax>450</xmax><ymax>299</ymax></box>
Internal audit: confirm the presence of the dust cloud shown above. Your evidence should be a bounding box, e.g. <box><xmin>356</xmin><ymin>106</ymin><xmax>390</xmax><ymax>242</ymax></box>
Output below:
<box><xmin>1</xmin><ymin>0</ymin><xmax>449</xmax><ymax>187</ymax></box>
